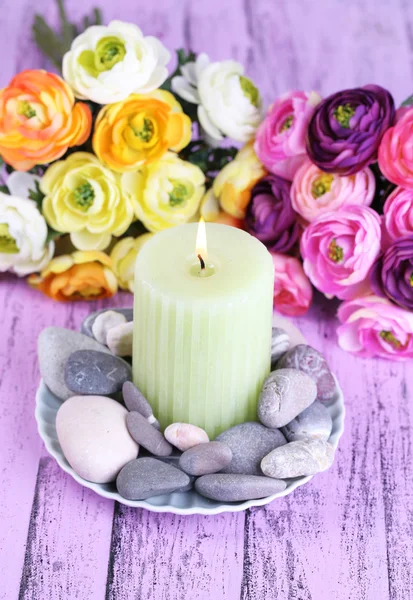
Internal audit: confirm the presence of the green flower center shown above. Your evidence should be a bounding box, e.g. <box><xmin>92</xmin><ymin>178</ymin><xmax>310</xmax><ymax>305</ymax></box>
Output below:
<box><xmin>169</xmin><ymin>179</ymin><xmax>195</xmax><ymax>207</ymax></box>
<box><xmin>334</xmin><ymin>104</ymin><xmax>355</xmax><ymax>128</ymax></box>
<box><xmin>280</xmin><ymin>115</ymin><xmax>293</xmax><ymax>132</ymax></box>
<box><xmin>410</xmin><ymin>272</ymin><xmax>413</xmax><ymax>287</ymax></box>
<box><xmin>73</xmin><ymin>182</ymin><xmax>95</xmax><ymax>211</ymax></box>
<box><xmin>18</xmin><ymin>101</ymin><xmax>36</xmax><ymax>119</ymax></box>
<box><xmin>239</xmin><ymin>76</ymin><xmax>260</xmax><ymax>108</ymax></box>
<box><xmin>79</xmin><ymin>36</ymin><xmax>126</xmax><ymax>76</ymax></box>
<box><xmin>0</xmin><ymin>223</ymin><xmax>19</xmax><ymax>254</ymax></box>
<box><xmin>328</xmin><ymin>239</ymin><xmax>344</xmax><ymax>263</ymax></box>
<box><xmin>312</xmin><ymin>173</ymin><xmax>334</xmax><ymax>198</ymax></box>
<box><xmin>132</xmin><ymin>118</ymin><xmax>154</xmax><ymax>143</ymax></box>
<box><xmin>380</xmin><ymin>330</ymin><xmax>402</xmax><ymax>349</ymax></box>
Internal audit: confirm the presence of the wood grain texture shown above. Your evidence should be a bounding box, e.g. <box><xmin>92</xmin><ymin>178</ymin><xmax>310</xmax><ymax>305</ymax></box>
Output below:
<box><xmin>106</xmin><ymin>504</ymin><xmax>244</xmax><ymax>600</ymax></box>
<box><xmin>0</xmin><ymin>0</ymin><xmax>413</xmax><ymax>598</ymax></box>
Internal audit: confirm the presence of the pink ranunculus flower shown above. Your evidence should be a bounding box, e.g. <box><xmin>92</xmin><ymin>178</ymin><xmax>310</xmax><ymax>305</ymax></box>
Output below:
<box><xmin>378</xmin><ymin>106</ymin><xmax>413</xmax><ymax>188</ymax></box>
<box><xmin>383</xmin><ymin>187</ymin><xmax>413</xmax><ymax>241</ymax></box>
<box><xmin>291</xmin><ymin>159</ymin><xmax>375</xmax><ymax>224</ymax></box>
<box><xmin>337</xmin><ymin>295</ymin><xmax>413</xmax><ymax>360</ymax></box>
<box><xmin>300</xmin><ymin>205</ymin><xmax>381</xmax><ymax>300</ymax></box>
<box><xmin>254</xmin><ymin>90</ymin><xmax>322</xmax><ymax>181</ymax></box>
<box><xmin>271</xmin><ymin>253</ymin><xmax>313</xmax><ymax>316</ymax></box>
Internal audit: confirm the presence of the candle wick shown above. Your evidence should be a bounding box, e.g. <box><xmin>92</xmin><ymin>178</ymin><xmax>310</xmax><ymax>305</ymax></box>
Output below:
<box><xmin>197</xmin><ymin>254</ymin><xmax>206</xmax><ymax>270</ymax></box>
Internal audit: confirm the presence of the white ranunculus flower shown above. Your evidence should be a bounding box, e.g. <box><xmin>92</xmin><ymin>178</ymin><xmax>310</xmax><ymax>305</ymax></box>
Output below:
<box><xmin>62</xmin><ymin>21</ymin><xmax>171</xmax><ymax>104</ymax></box>
<box><xmin>172</xmin><ymin>53</ymin><xmax>262</xmax><ymax>145</ymax></box>
<box><xmin>0</xmin><ymin>172</ymin><xmax>54</xmax><ymax>276</ymax></box>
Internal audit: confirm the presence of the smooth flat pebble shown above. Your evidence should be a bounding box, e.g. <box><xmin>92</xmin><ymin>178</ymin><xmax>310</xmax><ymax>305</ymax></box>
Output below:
<box><xmin>261</xmin><ymin>438</ymin><xmax>335</xmax><ymax>478</ymax></box>
<box><xmin>165</xmin><ymin>422</ymin><xmax>209</xmax><ymax>452</ymax></box>
<box><xmin>157</xmin><ymin>452</ymin><xmax>195</xmax><ymax>492</ymax></box>
<box><xmin>65</xmin><ymin>350</ymin><xmax>131</xmax><ymax>396</ymax></box>
<box><xmin>179</xmin><ymin>441</ymin><xmax>232</xmax><ymax>476</ymax></box>
<box><xmin>107</xmin><ymin>321</ymin><xmax>134</xmax><ymax>357</ymax></box>
<box><xmin>282</xmin><ymin>400</ymin><xmax>333</xmax><ymax>442</ymax></box>
<box><xmin>116</xmin><ymin>457</ymin><xmax>190</xmax><ymax>500</ymax></box>
<box><xmin>91</xmin><ymin>310</ymin><xmax>127</xmax><ymax>345</ymax></box>
<box><xmin>56</xmin><ymin>395</ymin><xmax>138</xmax><ymax>484</ymax></box>
<box><xmin>126</xmin><ymin>411</ymin><xmax>172</xmax><ymax>457</ymax></box>
<box><xmin>195</xmin><ymin>474</ymin><xmax>287</xmax><ymax>502</ymax></box>
<box><xmin>81</xmin><ymin>308</ymin><xmax>133</xmax><ymax>338</ymax></box>
<box><xmin>38</xmin><ymin>327</ymin><xmax>112</xmax><ymax>400</ymax></box>
<box><xmin>277</xmin><ymin>344</ymin><xmax>337</xmax><ymax>403</ymax></box>
<box><xmin>271</xmin><ymin>328</ymin><xmax>290</xmax><ymax>367</ymax></box>
<box><xmin>258</xmin><ymin>368</ymin><xmax>317</xmax><ymax>428</ymax></box>
<box><xmin>122</xmin><ymin>381</ymin><xmax>160</xmax><ymax>429</ymax></box>
<box><xmin>216</xmin><ymin>422</ymin><xmax>286</xmax><ymax>475</ymax></box>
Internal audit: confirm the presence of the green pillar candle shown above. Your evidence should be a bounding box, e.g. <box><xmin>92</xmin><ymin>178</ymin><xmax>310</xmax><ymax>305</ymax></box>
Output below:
<box><xmin>133</xmin><ymin>222</ymin><xmax>274</xmax><ymax>438</ymax></box>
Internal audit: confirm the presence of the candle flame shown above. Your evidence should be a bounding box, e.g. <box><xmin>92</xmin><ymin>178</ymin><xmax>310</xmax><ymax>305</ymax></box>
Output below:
<box><xmin>196</xmin><ymin>217</ymin><xmax>208</xmax><ymax>261</ymax></box>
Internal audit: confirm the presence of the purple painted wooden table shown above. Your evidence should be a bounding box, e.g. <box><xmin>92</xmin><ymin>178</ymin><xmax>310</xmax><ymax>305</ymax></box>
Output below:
<box><xmin>1</xmin><ymin>0</ymin><xmax>413</xmax><ymax>598</ymax></box>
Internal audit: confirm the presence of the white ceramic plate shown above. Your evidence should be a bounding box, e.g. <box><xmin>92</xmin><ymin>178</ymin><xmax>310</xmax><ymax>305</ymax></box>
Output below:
<box><xmin>35</xmin><ymin>377</ymin><xmax>345</xmax><ymax>515</ymax></box>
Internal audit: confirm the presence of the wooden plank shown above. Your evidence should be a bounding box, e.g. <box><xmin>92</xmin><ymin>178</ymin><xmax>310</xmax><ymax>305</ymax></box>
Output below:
<box><xmin>241</xmin><ymin>300</ymin><xmax>391</xmax><ymax>600</ymax></box>
<box><xmin>245</xmin><ymin>0</ymin><xmax>413</xmax><ymax>104</ymax></box>
<box><xmin>105</xmin><ymin>504</ymin><xmax>245</xmax><ymax>600</ymax></box>
<box><xmin>0</xmin><ymin>279</ymin><xmax>52</xmax><ymax>599</ymax></box>
<box><xmin>375</xmin><ymin>363</ymin><xmax>413</xmax><ymax>599</ymax></box>
<box><xmin>19</xmin><ymin>456</ymin><xmax>114</xmax><ymax>600</ymax></box>
<box><xmin>0</xmin><ymin>278</ymin><xmax>133</xmax><ymax>599</ymax></box>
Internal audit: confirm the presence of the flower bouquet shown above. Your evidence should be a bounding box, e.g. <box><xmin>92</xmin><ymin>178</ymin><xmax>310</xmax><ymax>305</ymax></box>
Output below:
<box><xmin>1</xmin><ymin>1</ymin><xmax>413</xmax><ymax>361</ymax></box>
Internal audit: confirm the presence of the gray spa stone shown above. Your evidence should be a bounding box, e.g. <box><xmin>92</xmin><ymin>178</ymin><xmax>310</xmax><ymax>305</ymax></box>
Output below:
<box><xmin>195</xmin><ymin>474</ymin><xmax>287</xmax><ymax>502</ymax></box>
<box><xmin>276</xmin><ymin>344</ymin><xmax>337</xmax><ymax>403</ymax></box>
<box><xmin>65</xmin><ymin>350</ymin><xmax>131</xmax><ymax>396</ymax></box>
<box><xmin>116</xmin><ymin>457</ymin><xmax>190</xmax><ymax>500</ymax></box>
<box><xmin>258</xmin><ymin>368</ymin><xmax>317</xmax><ymax>429</ymax></box>
<box><xmin>38</xmin><ymin>327</ymin><xmax>112</xmax><ymax>401</ymax></box>
<box><xmin>271</xmin><ymin>327</ymin><xmax>290</xmax><ymax>367</ymax></box>
<box><xmin>261</xmin><ymin>439</ymin><xmax>335</xmax><ymax>479</ymax></box>
<box><xmin>122</xmin><ymin>381</ymin><xmax>160</xmax><ymax>429</ymax></box>
<box><xmin>179</xmin><ymin>441</ymin><xmax>232</xmax><ymax>476</ymax></box>
<box><xmin>282</xmin><ymin>401</ymin><xmax>333</xmax><ymax>442</ymax></box>
<box><xmin>126</xmin><ymin>411</ymin><xmax>172</xmax><ymax>457</ymax></box>
<box><xmin>216</xmin><ymin>422</ymin><xmax>286</xmax><ymax>475</ymax></box>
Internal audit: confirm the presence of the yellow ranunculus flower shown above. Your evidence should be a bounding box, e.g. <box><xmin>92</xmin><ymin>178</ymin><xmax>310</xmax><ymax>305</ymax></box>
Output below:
<box><xmin>200</xmin><ymin>188</ymin><xmax>244</xmax><ymax>228</ymax></box>
<box><xmin>28</xmin><ymin>251</ymin><xmax>118</xmax><ymax>302</ymax></box>
<box><xmin>110</xmin><ymin>233</ymin><xmax>153</xmax><ymax>292</ymax></box>
<box><xmin>93</xmin><ymin>90</ymin><xmax>192</xmax><ymax>173</ymax></box>
<box><xmin>41</xmin><ymin>152</ymin><xmax>134</xmax><ymax>251</ymax></box>
<box><xmin>121</xmin><ymin>152</ymin><xmax>205</xmax><ymax>232</ymax></box>
<box><xmin>213</xmin><ymin>143</ymin><xmax>265</xmax><ymax>219</ymax></box>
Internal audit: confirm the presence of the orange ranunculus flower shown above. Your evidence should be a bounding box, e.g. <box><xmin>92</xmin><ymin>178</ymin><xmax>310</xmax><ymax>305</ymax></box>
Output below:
<box><xmin>0</xmin><ymin>70</ymin><xmax>92</xmax><ymax>171</ymax></box>
<box><xmin>28</xmin><ymin>251</ymin><xmax>117</xmax><ymax>302</ymax></box>
<box><xmin>93</xmin><ymin>89</ymin><xmax>191</xmax><ymax>172</ymax></box>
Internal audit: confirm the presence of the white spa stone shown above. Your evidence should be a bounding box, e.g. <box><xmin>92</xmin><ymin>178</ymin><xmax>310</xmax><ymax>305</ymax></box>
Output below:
<box><xmin>164</xmin><ymin>422</ymin><xmax>210</xmax><ymax>452</ymax></box>
<box><xmin>91</xmin><ymin>310</ymin><xmax>127</xmax><ymax>345</ymax></box>
<box><xmin>56</xmin><ymin>395</ymin><xmax>139</xmax><ymax>484</ymax></box>
<box><xmin>107</xmin><ymin>321</ymin><xmax>134</xmax><ymax>356</ymax></box>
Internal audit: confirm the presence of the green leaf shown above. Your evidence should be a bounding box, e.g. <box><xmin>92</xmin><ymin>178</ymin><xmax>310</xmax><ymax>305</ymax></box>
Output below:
<box><xmin>33</xmin><ymin>0</ymin><xmax>105</xmax><ymax>68</ymax></box>
<box><xmin>46</xmin><ymin>227</ymin><xmax>62</xmax><ymax>244</ymax></box>
<box><xmin>401</xmin><ymin>94</ymin><xmax>413</xmax><ymax>107</ymax></box>
<box><xmin>32</xmin><ymin>16</ymin><xmax>67</xmax><ymax>68</ymax></box>
<box><xmin>28</xmin><ymin>180</ymin><xmax>45</xmax><ymax>209</ymax></box>
<box><xmin>0</xmin><ymin>184</ymin><xmax>9</xmax><ymax>194</ymax></box>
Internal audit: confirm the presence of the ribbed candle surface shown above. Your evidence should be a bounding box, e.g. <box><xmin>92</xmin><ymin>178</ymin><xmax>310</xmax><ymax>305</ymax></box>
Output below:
<box><xmin>133</xmin><ymin>223</ymin><xmax>274</xmax><ymax>438</ymax></box>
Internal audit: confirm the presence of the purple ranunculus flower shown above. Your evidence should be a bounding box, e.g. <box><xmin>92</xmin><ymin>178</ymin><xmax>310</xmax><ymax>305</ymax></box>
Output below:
<box><xmin>371</xmin><ymin>237</ymin><xmax>413</xmax><ymax>311</ymax></box>
<box><xmin>245</xmin><ymin>174</ymin><xmax>299</xmax><ymax>253</ymax></box>
<box><xmin>306</xmin><ymin>85</ymin><xmax>395</xmax><ymax>176</ymax></box>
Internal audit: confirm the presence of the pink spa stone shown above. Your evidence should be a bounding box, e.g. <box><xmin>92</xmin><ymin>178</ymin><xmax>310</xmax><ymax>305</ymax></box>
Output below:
<box><xmin>56</xmin><ymin>395</ymin><xmax>139</xmax><ymax>484</ymax></box>
<box><xmin>164</xmin><ymin>423</ymin><xmax>210</xmax><ymax>452</ymax></box>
